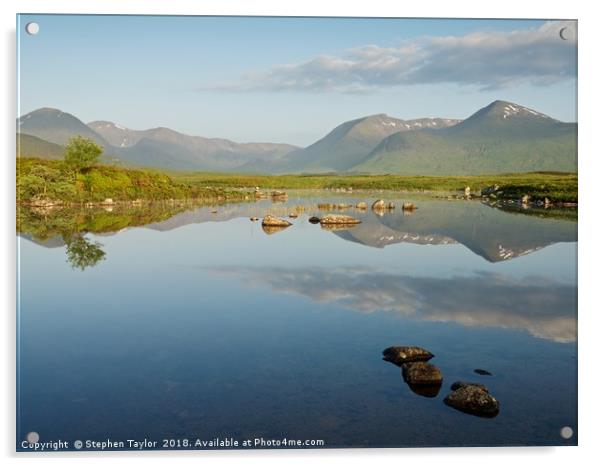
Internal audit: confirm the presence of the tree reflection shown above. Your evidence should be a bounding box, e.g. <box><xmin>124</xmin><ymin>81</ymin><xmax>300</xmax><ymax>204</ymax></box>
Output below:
<box><xmin>64</xmin><ymin>234</ymin><xmax>106</xmax><ymax>270</ymax></box>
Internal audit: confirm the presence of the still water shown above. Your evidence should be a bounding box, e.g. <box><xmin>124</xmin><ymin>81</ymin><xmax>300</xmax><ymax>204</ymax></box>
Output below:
<box><xmin>17</xmin><ymin>193</ymin><xmax>577</xmax><ymax>449</ymax></box>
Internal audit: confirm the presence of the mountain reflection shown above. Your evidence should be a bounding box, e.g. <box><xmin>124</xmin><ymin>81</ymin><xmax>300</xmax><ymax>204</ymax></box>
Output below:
<box><xmin>210</xmin><ymin>266</ymin><xmax>576</xmax><ymax>343</ymax></box>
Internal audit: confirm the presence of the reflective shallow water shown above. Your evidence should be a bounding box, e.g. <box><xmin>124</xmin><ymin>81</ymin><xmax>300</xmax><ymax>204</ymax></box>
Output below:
<box><xmin>17</xmin><ymin>194</ymin><xmax>577</xmax><ymax>449</ymax></box>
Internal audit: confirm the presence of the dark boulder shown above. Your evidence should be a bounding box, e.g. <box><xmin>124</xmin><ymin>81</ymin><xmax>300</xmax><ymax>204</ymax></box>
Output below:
<box><xmin>402</xmin><ymin>362</ymin><xmax>443</xmax><ymax>385</ymax></box>
<box><xmin>474</xmin><ymin>369</ymin><xmax>493</xmax><ymax>376</ymax></box>
<box><xmin>382</xmin><ymin>346</ymin><xmax>434</xmax><ymax>365</ymax></box>
<box><xmin>308</xmin><ymin>216</ymin><xmax>321</xmax><ymax>224</ymax></box>
<box><xmin>408</xmin><ymin>382</ymin><xmax>442</xmax><ymax>398</ymax></box>
<box><xmin>450</xmin><ymin>381</ymin><xmax>489</xmax><ymax>392</ymax></box>
<box><xmin>444</xmin><ymin>384</ymin><xmax>500</xmax><ymax>418</ymax></box>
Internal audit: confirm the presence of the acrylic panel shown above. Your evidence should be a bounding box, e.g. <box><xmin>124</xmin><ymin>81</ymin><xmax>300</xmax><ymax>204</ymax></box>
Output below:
<box><xmin>16</xmin><ymin>14</ymin><xmax>577</xmax><ymax>451</ymax></box>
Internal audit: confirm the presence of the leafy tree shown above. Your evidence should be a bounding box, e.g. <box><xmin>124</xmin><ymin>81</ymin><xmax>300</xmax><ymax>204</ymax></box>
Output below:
<box><xmin>18</xmin><ymin>174</ymin><xmax>45</xmax><ymax>199</ymax></box>
<box><xmin>65</xmin><ymin>234</ymin><xmax>106</xmax><ymax>270</ymax></box>
<box><xmin>28</xmin><ymin>165</ymin><xmax>61</xmax><ymax>195</ymax></box>
<box><xmin>64</xmin><ymin>136</ymin><xmax>103</xmax><ymax>172</ymax></box>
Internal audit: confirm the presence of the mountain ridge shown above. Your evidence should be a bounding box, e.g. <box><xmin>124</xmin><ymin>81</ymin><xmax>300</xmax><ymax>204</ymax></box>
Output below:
<box><xmin>17</xmin><ymin>100</ymin><xmax>576</xmax><ymax>175</ymax></box>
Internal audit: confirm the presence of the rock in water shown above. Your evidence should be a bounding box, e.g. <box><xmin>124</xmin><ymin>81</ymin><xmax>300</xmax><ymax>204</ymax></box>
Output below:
<box><xmin>261</xmin><ymin>225</ymin><xmax>290</xmax><ymax>235</ymax></box>
<box><xmin>407</xmin><ymin>383</ymin><xmax>442</xmax><ymax>398</ymax></box>
<box><xmin>319</xmin><ymin>214</ymin><xmax>361</xmax><ymax>225</ymax></box>
<box><xmin>402</xmin><ymin>362</ymin><xmax>443</xmax><ymax>385</ymax></box>
<box><xmin>382</xmin><ymin>346</ymin><xmax>434</xmax><ymax>365</ymax></box>
<box><xmin>320</xmin><ymin>223</ymin><xmax>358</xmax><ymax>232</ymax></box>
<box><xmin>474</xmin><ymin>369</ymin><xmax>493</xmax><ymax>376</ymax></box>
<box><xmin>262</xmin><ymin>215</ymin><xmax>292</xmax><ymax>227</ymax></box>
<box><xmin>481</xmin><ymin>184</ymin><xmax>500</xmax><ymax>196</ymax></box>
<box><xmin>444</xmin><ymin>385</ymin><xmax>500</xmax><ymax>418</ymax></box>
<box><xmin>402</xmin><ymin>202</ymin><xmax>417</xmax><ymax>211</ymax></box>
<box><xmin>372</xmin><ymin>199</ymin><xmax>386</xmax><ymax>210</ymax></box>
<box><xmin>308</xmin><ymin>216</ymin><xmax>321</xmax><ymax>224</ymax></box>
<box><xmin>356</xmin><ymin>202</ymin><xmax>367</xmax><ymax>209</ymax></box>
<box><xmin>450</xmin><ymin>381</ymin><xmax>489</xmax><ymax>392</ymax></box>
<box><xmin>250</xmin><ymin>217</ymin><xmax>259</xmax><ymax>222</ymax></box>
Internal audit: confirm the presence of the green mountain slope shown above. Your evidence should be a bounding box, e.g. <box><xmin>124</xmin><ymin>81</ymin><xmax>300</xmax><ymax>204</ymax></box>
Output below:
<box><xmin>280</xmin><ymin>114</ymin><xmax>460</xmax><ymax>172</ymax></box>
<box><xmin>352</xmin><ymin>101</ymin><xmax>577</xmax><ymax>175</ymax></box>
<box><xmin>17</xmin><ymin>133</ymin><xmax>64</xmax><ymax>159</ymax></box>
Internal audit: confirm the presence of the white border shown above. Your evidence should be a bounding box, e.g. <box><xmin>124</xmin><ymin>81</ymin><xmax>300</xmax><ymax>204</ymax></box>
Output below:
<box><xmin>3</xmin><ymin>1</ymin><xmax>600</xmax><ymax>465</ymax></box>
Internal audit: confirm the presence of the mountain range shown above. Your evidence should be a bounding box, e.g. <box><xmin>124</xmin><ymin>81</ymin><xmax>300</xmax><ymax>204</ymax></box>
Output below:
<box><xmin>17</xmin><ymin>100</ymin><xmax>577</xmax><ymax>174</ymax></box>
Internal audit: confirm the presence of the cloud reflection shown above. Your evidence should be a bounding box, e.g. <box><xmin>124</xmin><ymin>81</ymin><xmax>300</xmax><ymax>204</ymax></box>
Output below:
<box><xmin>211</xmin><ymin>267</ymin><xmax>576</xmax><ymax>343</ymax></box>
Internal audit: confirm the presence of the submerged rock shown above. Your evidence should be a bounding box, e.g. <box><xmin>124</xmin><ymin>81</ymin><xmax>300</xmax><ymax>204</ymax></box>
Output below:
<box><xmin>444</xmin><ymin>384</ymin><xmax>500</xmax><ymax>418</ymax></box>
<box><xmin>308</xmin><ymin>216</ymin><xmax>321</xmax><ymax>224</ymax></box>
<box><xmin>402</xmin><ymin>362</ymin><xmax>443</xmax><ymax>385</ymax></box>
<box><xmin>261</xmin><ymin>225</ymin><xmax>290</xmax><ymax>235</ymax></box>
<box><xmin>319</xmin><ymin>214</ymin><xmax>361</xmax><ymax>225</ymax></box>
<box><xmin>320</xmin><ymin>223</ymin><xmax>358</xmax><ymax>232</ymax></box>
<box><xmin>450</xmin><ymin>381</ymin><xmax>489</xmax><ymax>392</ymax></box>
<box><xmin>262</xmin><ymin>215</ymin><xmax>292</xmax><ymax>227</ymax></box>
<box><xmin>474</xmin><ymin>369</ymin><xmax>493</xmax><ymax>376</ymax></box>
<box><xmin>382</xmin><ymin>346</ymin><xmax>434</xmax><ymax>365</ymax></box>
<box><xmin>408</xmin><ymin>382</ymin><xmax>443</xmax><ymax>398</ymax></box>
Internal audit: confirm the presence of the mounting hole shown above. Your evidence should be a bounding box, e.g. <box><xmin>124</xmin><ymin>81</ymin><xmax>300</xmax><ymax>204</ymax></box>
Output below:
<box><xmin>560</xmin><ymin>426</ymin><xmax>573</xmax><ymax>439</ymax></box>
<box><xmin>25</xmin><ymin>22</ymin><xmax>39</xmax><ymax>35</ymax></box>
<box><xmin>26</xmin><ymin>431</ymin><xmax>39</xmax><ymax>443</ymax></box>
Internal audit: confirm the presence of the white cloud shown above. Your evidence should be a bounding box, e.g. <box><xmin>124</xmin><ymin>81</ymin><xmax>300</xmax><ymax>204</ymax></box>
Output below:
<box><xmin>214</xmin><ymin>21</ymin><xmax>576</xmax><ymax>93</ymax></box>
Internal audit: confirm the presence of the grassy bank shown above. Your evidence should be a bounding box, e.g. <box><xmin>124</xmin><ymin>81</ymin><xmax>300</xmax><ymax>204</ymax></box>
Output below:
<box><xmin>17</xmin><ymin>157</ymin><xmax>249</xmax><ymax>205</ymax></box>
<box><xmin>170</xmin><ymin>171</ymin><xmax>578</xmax><ymax>202</ymax></box>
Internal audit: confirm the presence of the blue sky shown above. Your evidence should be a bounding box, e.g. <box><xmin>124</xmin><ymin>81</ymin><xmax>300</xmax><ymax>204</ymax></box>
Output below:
<box><xmin>17</xmin><ymin>15</ymin><xmax>577</xmax><ymax>146</ymax></box>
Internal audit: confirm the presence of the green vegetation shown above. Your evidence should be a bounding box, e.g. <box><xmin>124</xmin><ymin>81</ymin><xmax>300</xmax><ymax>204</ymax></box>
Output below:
<box><xmin>170</xmin><ymin>171</ymin><xmax>578</xmax><ymax>202</ymax></box>
<box><xmin>64</xmin><ymin>136</ymin><xmax>103</xmax><ymax>171</ymax></box>
<box><xmin>17</xmin><ymin>157</ymin><xmax>249</xmax><ymax>205</ymax></box>
<box><xmin>16</xmin><ymin>135</ymin><xmax>577</xmax><ymax>208</ymax></box>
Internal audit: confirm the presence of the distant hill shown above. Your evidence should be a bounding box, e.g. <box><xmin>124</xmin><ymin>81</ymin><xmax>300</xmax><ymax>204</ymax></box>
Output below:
<box><xmin>18</xmin><ymin>108</ymin><xmax>109</xmax><ymax>147</ymax></box>
<box><xmin>16</xmin><ymin>108</ymin><xmax>298</xmax><ymax>172</ymax></box>
<box><xmin>17</xmin><ymin>101</ymin><xmax>577</xmax><ymax>175</ymax></box>
<box><xmin>352</xmin><ymin>101</ymin><xmax>577</xmax><ymax>175</ymax></box>
<box><xmin>89</xmin><ymin>121</ymin><xmax>298</xmax><ymax>171</ymax></box>
<box><xmin>17</xmin><ymin>133</ymin><xmax>64</xmax><ymax>159</ymax></box>
<box><xmin>278</xmin><ymin>114</ymin><xmax>461</xmax><ymax>172</ymax></box>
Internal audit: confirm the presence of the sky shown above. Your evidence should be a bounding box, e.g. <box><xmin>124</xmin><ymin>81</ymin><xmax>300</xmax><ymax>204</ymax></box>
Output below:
<box><xmin>17</xmin><ymin>15</ymin><xmax>577</xmax><ymax>146</ymax></box>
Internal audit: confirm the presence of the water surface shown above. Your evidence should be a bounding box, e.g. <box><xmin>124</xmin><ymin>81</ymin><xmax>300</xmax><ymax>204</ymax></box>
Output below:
<box><xmin>17</xmin><ymin>193</ymin><xmax>577</xmax><ymax>449</ymax></box>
